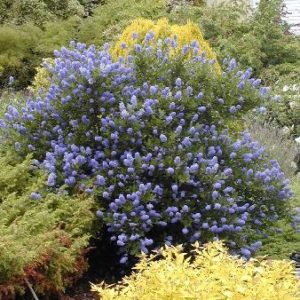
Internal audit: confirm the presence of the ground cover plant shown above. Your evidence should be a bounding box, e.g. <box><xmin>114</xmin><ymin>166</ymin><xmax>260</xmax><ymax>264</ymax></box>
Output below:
<box><xmin>92</xmin><ymin>241</ymin><xmax>300</xmax><ymax>300</ymax></box>
<box><xmin>0</xmin><ymin>29</ymin><xmax>293</xmax><ymax>267</ymax></box>
<box><xmin>0</xmin><ymin>150</ymin><xmax>95</xmax><ymax>298</ymax></box>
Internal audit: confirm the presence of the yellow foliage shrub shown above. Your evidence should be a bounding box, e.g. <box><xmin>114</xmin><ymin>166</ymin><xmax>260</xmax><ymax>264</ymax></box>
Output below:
<box><xmin>30</xmin><ymin>58</ymin><xmax>54</xmax><ymax>93</ymax></box>
<box><xmin>92</xmin><ymin>241</ymin><xmax>300</xmax><ymax>300</ymax></box>
<box><xmin>112</xmin><ymin>18</ymin><xmax>221</xmax><ymax>74</ymax></box>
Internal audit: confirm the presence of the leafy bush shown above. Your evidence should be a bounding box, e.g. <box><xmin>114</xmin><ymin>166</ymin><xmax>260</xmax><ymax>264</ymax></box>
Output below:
<box><xmin>0</xmin><ymin>151</ymin><xmax>95</xmax><ymax>297</ymax></box>
<box><xmin>261</xmin><ymin>80</ymin><xmax>300</xmax><ymax>139</ymax></box>
<box><xmin>91</xmin><ymin>241</ymin><xmax>300</xmax><ymax>300</ymax></box>
<box><xmin>1</xmin><ymin>34</ymin><xmax>292</xmax><ymax>263</ymax></box>
<box><xmin>0</xmin><ymin>16</ymin><xmax>83</xmax><ymax>90</ymax></box>
<box><xmin>29</xmin><ymin>58</ymin><xmax>54</xmax><ymax>94</ymax></box>
<box><xmin>195</xmin><ymin>0</ymin><xmax>300</xmax><ymax>84</ymax></box>
<box><xmin>76</xmin><ymin>0</ymin><xmax>167</xmax><ymax>47</ymax></box>
<box><xmin>0</xmin><ymin>0</ymin><xmax>87</xmax><ymax>26</ymax></box>
<box><xmin>35</xmin><ymin>16</ymin><xmax>82</xmax><ymax>57</ymax></box>
<box><xmin>0</xmin><ymin>24</ymin><xmax>42</xmax><ymax>89</ymax></box>
<box><xmin>256</xmin><ymin>221</ymin><xmax>300</xmax><ymax>260</ymax></box>
<box><xmin>0</xmin><ymin>0</ymin><xmax>168</xmax><ymax>89</ymax></box>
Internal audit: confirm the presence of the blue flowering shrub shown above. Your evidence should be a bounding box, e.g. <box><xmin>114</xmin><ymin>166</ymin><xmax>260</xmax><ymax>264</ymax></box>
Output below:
<box><xmin>0</xmin><ymin>34</ymin><xmax>292</xmax><ymax>263</ymax></box>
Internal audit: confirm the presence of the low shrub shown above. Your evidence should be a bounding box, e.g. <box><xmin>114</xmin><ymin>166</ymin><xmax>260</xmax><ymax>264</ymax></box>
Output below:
<box><xmin>0</xmin><ymin>35</ymin><xmax>292</xmax><ymax>263</ymax></box>
<box><xmin>91</xmin><ymin>241</ymin><xmax>300</xmax><ymax>300</ymax></box>
<box><xmin>0</xmin><ymin>151</ymin><xmax>95</xmax><ymax>298</ymax></box>
<box><xmin>256</xmin><ymin>221</ymin><xmax>300</xmax><ymax>260</ymax></box>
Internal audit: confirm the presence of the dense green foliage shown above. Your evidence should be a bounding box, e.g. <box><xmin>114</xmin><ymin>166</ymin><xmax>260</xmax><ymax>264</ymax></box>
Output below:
<box><xmin>76</xmin><ymin>0</ymin><xmax>167</xmax><ymax>47</ymax></box>
<box><xmin>195</xmin><ymin>0</ymin><xmax>300</xmax><ymax>84</ymax></box>
<box><xmin>0</xmin><ymin>151</ymin><xmax>96</xmax><ymax>297</ymax></box>
<box><xmin>0</xmin><ymin>24</ymin><xmax>42</xmax><ymax>88</ymax></box>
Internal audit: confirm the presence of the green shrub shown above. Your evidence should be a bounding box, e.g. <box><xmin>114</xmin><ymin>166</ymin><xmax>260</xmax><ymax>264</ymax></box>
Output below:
<box><xmin>0</xmin><ymin>0</ymin><xmax>169</xmax><ymax>89</ymax></box>
<box><xmin>0</xmin><ymin>17</ymin><xmax>82</xmax><ymax>90</ymax></box>
<box><xmin>0</xmin><ymin>0</ymin><xmax>85</xmax><ymax>26</ymax></box>
<box><xmin>196</xmin><ymin>0</ymin><xmax>300</xmax><ymax>84</ymax></box>
<box><xmin>0</xmin><ymin>151</ymin><xmax>96</xmax><ymax>297</ymax></box>
<box><xmin>0</xmin><ymin>24</ymin><xmax>42</xmax><ymax>89</ymax></box>
<box><xmin>266</xmin><ymin>80</ymin><xmax>299</xmax><ymax>138</ymax></box>
<box><xmin>77</xmin><ymin>0</ymin><xmax>167</xmax><ymax>47</ymax></box>
<box><xmin>245</xmin><ymin>77</ymin><xmax>300</xmax><ymax>148</ymax></box>
<box><xmin>36</xmin><ymin>16</ymin><xmax>82</xmax><ymax>57</ymax></box>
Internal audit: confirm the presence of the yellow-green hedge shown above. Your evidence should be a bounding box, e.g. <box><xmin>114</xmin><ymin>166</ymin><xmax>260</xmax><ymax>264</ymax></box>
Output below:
<box><xmin>92</xmin><ymin>241</ymin><xmax>300</xmax><ymax>300</ymax></box>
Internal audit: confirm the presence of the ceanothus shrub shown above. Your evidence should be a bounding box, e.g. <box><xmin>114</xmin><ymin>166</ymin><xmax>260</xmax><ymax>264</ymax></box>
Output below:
<box><xmin>0</xmin><ymin>34</ymin><xmax>292</xmax><ymax>262</ymax></box>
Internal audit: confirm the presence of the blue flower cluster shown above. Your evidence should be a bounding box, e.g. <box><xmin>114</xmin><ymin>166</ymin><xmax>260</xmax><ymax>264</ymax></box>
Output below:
<box><xmin>0</xmin><ymin>36</ymin><xmax>292</xmax><ymax>261</ymax></box>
